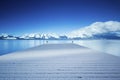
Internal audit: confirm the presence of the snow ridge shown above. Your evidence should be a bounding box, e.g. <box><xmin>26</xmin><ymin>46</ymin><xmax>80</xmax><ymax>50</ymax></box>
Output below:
<box><xmin>0</xmin><ymin>21</ymin><xmax>120</xmax><ymax>40</ymax></box>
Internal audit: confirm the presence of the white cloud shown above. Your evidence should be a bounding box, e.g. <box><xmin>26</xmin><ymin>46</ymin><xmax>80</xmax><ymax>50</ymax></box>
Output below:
<box><xmin>68</xmin><ymin>21</ymin><xmax>120</xmax><ymax>38</ymax></box>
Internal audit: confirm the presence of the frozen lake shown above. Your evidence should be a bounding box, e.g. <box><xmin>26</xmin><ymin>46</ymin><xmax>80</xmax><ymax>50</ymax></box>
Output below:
<box><xmin>0</xmin><ymin>43</ymin><xmax>120</xmax><ymax>80</ymax></box>
<box><xmin>0</xmin><ymin>40</ymin><xmax>120</xmax><ymax>57</ymax></box>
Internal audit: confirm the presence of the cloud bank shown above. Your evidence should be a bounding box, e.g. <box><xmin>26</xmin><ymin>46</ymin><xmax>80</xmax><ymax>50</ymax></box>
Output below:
<box><xmin>68</xmin><ymin>21</ymin><xmax>120</xmax><ymax>38</ymax></box>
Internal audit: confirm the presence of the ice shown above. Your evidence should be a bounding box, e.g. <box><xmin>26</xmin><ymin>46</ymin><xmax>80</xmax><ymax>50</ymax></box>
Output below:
<box><xmin>0</xmin><ymin>43</ymin><xmax>120</xmax><ymax>80</ymax></box>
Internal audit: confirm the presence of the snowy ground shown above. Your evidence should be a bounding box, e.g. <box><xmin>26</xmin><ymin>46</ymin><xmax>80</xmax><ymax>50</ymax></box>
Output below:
<box><xmin>0</xmin><ymin>43</ymin><xmax>120</xmax><ymax>80</ymax></box>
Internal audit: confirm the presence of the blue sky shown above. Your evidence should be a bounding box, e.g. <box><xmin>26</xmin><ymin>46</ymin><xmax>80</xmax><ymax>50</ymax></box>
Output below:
<box><xmin>0</xmin><ymin>0</ymin><xmax>120</xmax><ymax>35</ymax></box>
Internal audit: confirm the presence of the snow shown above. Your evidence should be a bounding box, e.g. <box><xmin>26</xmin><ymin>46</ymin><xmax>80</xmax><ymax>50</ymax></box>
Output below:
<box><xmin>4</xmin><ymin>37</ymin><xmax>17</xmax><ymax>40</ymax></box>
<box><xmin>18</xmin><ymin>33</ymin><xmax>59</xmax><ymax>39</ymax></box>
<box><xmin>1</xmin><ymin>21</ymin><xmax>120</xmax><ymax>39</ymax></box>
<box><xmin>0</xmin><ymin>33</ymin><xmax>8</xmax><ymax>37</ymax></box>
<box><xmin>0</xmin><ymin>44</ymin><xmax>87</xmax><ymax>60</ymax></box>
<box><xmin>34</xmin><ymin>34</ymin><xmax>41</xmax><ymax>38</ymax></box>
<box><xmin>0</xmin><ymin>44</ymin><xmax>120</xmax><ymax>80</ymax></box>
<box><xmin>67</xmin><ymin>21</ymin><xmax>120</xmax><ymax>38</ymax></box>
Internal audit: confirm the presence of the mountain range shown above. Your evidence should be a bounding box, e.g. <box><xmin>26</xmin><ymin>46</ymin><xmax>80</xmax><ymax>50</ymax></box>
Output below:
<box><xmin>0</xmin><ymin>21</ymin><xmax>120</xmax><ymax>40</ymax></box>
<box><xmin>0</xmin><ymin>33</ymin><xmax>68</xmax><ymax>40</ymax></box>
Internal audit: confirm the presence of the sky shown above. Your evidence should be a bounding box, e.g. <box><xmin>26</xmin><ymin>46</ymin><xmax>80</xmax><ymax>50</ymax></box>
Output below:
<box><xmin>0</xmin><ymin>0</ymin><xmax>120</xmax><ymax>35</ymax></box>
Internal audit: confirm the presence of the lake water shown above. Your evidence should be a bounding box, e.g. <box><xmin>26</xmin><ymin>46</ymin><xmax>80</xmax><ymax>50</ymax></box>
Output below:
<box><xmin>74</xmin><ymin>40</ymin><xmax>120</xmax><ymax>57</ymax></box>
<box><xmin>0</xmin><ymin>40</ymin><xmax>120</xmax><ymax>57</ymax></box>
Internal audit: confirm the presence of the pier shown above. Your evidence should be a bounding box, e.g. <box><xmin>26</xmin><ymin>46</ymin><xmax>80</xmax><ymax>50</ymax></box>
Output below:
<box><xmin>0</xmin><ymin>43</ymin><xmax>120</xmax><ymax>80</ymax></box>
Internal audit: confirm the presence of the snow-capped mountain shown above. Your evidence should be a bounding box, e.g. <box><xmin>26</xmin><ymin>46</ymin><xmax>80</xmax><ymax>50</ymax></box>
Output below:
<box><xmin>0</xmin><ymin>34</ymin><xmax>9</xmax><ymax>38</ymax></box>
<box><xmin>0</xmin><ymin>34</ymin><xmax>17</xmax><ymax>39</ymax></box>
<box><xmin>0</xmin><ymin>21</ymin><xmax>120</xmax><ymax>40</ymax></box>
<box><xmin>19</xmin><ymin>33</ymin><xmax>60</xmax><ymax>39</ymax></box>
<box><xmin>67</xmin><ymin>21</ymin><xmax>120</xmax><ymax>39</ymax></box>
<box><xmin>0</xmin><ymin>33</ymin><xmax>64</xmax><ymax>40</ymax></box>
<box><xmin>19</xmin><ymin>33</ymin><xmax>41</xmax><ymax>39</ymax></box>
<box><xmin>40</xmin><ymin>33</ymin><xmax>59</xmax><ymax>39</ymax></box>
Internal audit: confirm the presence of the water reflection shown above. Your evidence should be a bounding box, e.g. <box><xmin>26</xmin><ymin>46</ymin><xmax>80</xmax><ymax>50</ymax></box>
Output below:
<box><xmin>74</xmin><ymin>40</ymin><xmax>120</xmax><ymax>57</ymax></box>
<box><xmin>0</xmin><ymin>40</ymin><xmax>120</xmax><ymax>57</ymax></box>
<box><xmin>0</xmin><ymin>40</ymin><xmax>43</xmax><ymax>55</ymax></box>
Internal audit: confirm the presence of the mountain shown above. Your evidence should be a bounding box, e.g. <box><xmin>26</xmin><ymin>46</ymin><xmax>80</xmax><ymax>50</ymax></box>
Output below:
<box><xmin>67</xmin><ymin>21</ymin><xmax>120</xmax><ymax>39</ymax></box>
<box><xmin>0</xmin><ymin>34</ymin><xmax>17</xmax><ymax>40</ymax></box>
<box><xmin>0</xmin><ymin>21</ymin><xmax>120</xmax><ymax>40</ymax></box>
<box><xmin>18</xmin><ymin>33</ymin><xmax>60</xmax><ymax>40</ymax></box>
<box><xmin>19</xmin><ymin>33</ymin><xmax>41</xmax><ymax>39</ymax></box>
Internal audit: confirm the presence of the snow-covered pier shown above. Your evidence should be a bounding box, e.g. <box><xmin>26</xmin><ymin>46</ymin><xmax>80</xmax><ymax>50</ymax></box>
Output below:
<box><xmin>0</xmin><ymin>43</ymin><xmax>120</xmax><ymax>80</ymax></box>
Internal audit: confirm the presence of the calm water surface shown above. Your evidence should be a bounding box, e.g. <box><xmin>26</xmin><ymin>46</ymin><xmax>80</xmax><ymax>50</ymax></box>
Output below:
<box><xmin>0</xmin><ymin>40</ymin><xmax>43</xmax><ymax>55</ymax></box>
<box><xmin>0</xmin><ymin>40</ymin><xmax>120</xmax><ymax>57</ymax></box>
<box><xmin>74</xmin><ymin>40</ymin><xmax>120</xmax><ymax>57</ymax></box>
